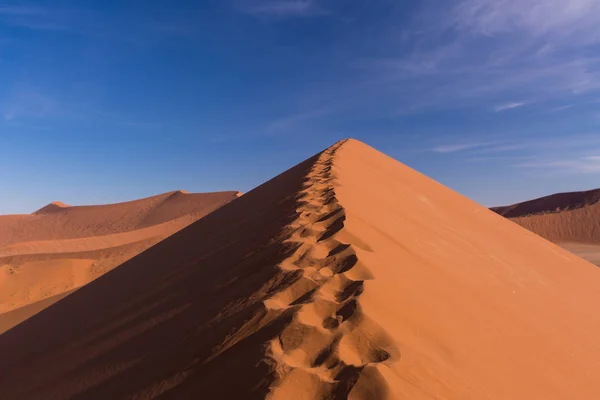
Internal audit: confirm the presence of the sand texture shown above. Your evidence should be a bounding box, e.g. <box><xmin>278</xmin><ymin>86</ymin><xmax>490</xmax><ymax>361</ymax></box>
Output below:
<box><xmin>1</xmin><ymin>139</ymin><xmax>600</xmax><ymax>399</ymax></box>
<box><xmin>0</xmin><ymin>190</ymin><xmax>238</xmax><ymax>332</ymax></box>
<box><xmin>491</xmin><ymin>189</ymin><xmax>600</xmax><ymax>263</ymax></box>
<box><xmin>491</xmin><ymin>188</ymin><xmax>600</xmax><ymax>218</ymax></box>
<box><xmin>502</xmin><ymin>202</ymin><xmax>600</xmax><ymax>244</ymax></box>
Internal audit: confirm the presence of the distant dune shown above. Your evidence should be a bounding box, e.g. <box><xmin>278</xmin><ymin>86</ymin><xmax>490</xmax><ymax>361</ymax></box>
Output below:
<box><xmin>0</xmin><ymin>190</ymin><xmax>239</xmax><ymax>332</ymax></box>
<box><xmin>1</xmin><ymin>190</ymin><xmax>241</xmax><ymax>246</ymax></box>
<box><xmin>491</xmin><ymin>188</ymin><xmax>600</xmax><ymax>218</ymax></box>
<box><xmin>2</xmin><ymin>139</ymin><xmax>600</xmax><ymax>399</ymax></box>
<box><xmin>492</xmin><ymin>189</ymin><xmax>600</xmax><ymax>266</ymax></box>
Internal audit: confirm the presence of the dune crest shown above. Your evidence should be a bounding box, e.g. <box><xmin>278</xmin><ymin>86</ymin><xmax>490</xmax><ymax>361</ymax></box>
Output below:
<box><xmin>495</xmin><ymin>201</ymin><xmax>600</xmax><ymax>244</ymax></box>
<box><xmin>0</xmin><ymin>190</ymin><xmax>238</xmax><ymax>332</ymax></box>
<box><xmin>1</xmin><ymin>139</ymin><xmax>600</xmax><ymax>399</ymax></box>
<box><xmin>492</xmin><ymin>188</ymin><xmax>600</xmax><ymax>218</ymax></box>
<box><xmin>263</xmin><ymin>140</ymin><xmax>397</xmax><ymax>398</ymax></box>
<box><xmin>34</xmin><ymin>201</ymin><xmax>70</xmax><ymax>214</ymax></box>
<box><xmin>1</xmin><ymin>190</ymin><xmax>240</xmax><ymax>247</ymax></box>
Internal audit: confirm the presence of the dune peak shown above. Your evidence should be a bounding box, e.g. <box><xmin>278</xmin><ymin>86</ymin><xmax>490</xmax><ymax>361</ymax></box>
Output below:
<box><xmin>33</xmin><ymin>201</ymin><xmax>70</xmax><ymax>214</ymax></box>
<box><xmin>2</xmin><ymin>139</ymin><xmax>600</xmax><ymax>399</ymax></box>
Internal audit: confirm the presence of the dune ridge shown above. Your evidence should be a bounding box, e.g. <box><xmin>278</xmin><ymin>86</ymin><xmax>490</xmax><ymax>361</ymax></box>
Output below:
<box><xmin>0</xmin><ymin>190</ymin><xmax>238</xmax><ymax>332</ymax></box>
<box><xmin>491</xmin><ymin>188</ymin><xmax>600</xmax><ymax>218</ymax></box>
<box><xmin>263</xmin><ymin>139</ymin><xmax>397</xmax><ymax>398</ymax></box>
<box><xmin>1</xmin><ymin>190</ymin><xmax>240</xmax><ymax>247</ymax></box>
<box><xmin>1</xmin><ymin>139</ymin><xmax>600</xmax><ymax>399</ymax></box>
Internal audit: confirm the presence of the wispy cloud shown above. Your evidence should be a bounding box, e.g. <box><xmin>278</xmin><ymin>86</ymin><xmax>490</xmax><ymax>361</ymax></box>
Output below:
<box><xmin>1</xmin><ymin>85</ymin><xmax>154</xmax><ymax>129</ymax></box>
<box><xmin>0</xmin><ymin>5</ymin><xmax>193</xmax><ymax>42</ymax></box>
<box><xmin>517</xmin><ymin>156</ymin><xmax>600</xmax><ymax>174</ymax></box>
<box><xmin>241</xmin><ymin>0</ymin><xmax>327</xmax><ymax>18</ymax></box>
<box><xmin>494</xmin><ymin>102</ymin><xmax>525</xmax><ymax>112</ymax></box>
<box><xmin>265</xmin><ymin>107</ymin><xmax>335</xmax><ymax>134</ymax></box>
<box><xmin>549</xmin><ymin>105</ymin><xmax>573</xmax><ymax>112</ymax></box>
<box><xmin>356</xmin><ymin>0</ymin><xmax>600</xmax><ymax>113</ymax></box>
<box><xmin>453</xmin><ymin>0</ymin><xmax>600</xmax><ymax>40</ymax></box>
<box><xmin>473</xmin><ymin>143</ymin><xmax>531</xmax><ymax>153</ymax></box>
<box><xmin>430</xmin><ymin>141</ymin><xmax>497</xmax><ymax>153</ymax></box>
<box><xmin>2</xmin><ymin>87</ymin><xmax>59</xmax><ymax>121</ymax></box>
<box><xmin>429</xmin><ymin>132</ymin><xmax>600</xmax><ymax>160</ymax></box>
<box><xmin>0</xmin><ymin>5</ymin><xmax>85</xmax><ymax>33</ymax></box>
<box><xmin>0</xmin><ymin>5</ymin><xmax>42</xmax><ymax>16</ymax></box>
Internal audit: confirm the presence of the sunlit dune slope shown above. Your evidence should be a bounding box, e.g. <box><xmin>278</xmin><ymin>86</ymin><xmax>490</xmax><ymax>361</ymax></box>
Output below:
<box><xmin>1</xmin><ymin>139</ymin><xmax>600</xmax><ymax>399</ymax></box>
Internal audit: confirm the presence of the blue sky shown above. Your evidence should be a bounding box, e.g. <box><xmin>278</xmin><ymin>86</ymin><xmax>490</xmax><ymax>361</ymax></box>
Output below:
<box><xmin>2</xmin><ymin>0</ymin><xmax>600</xmax><ymax>214</ymax></box>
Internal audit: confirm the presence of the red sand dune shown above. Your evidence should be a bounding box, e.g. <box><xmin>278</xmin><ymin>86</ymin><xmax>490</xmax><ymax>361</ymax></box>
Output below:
<box><xmin>491</xmin><ymin>188</ymin><xmax>600</xmax><ymax>218</ymax></box>
<box><xmin>505</xmin><ymin>203</ymin><xmax>600</xmax><ymax>244</ymax></box>
<box><xmin>1</xmin><ymin>139</ymin><xmax>600</xmax><ymax>399</ymax></box>
<box><xmin>491</xmin><ymin>189</ymin><xmax>600</xmax><ymax>265</ymax></box>
<box><xmin>0</xmin><ymin>190</ymin><xmax>239</xmax><ymax>332</ymax></box>
<box><xmin>491</xmin><ymin>189</ymin><xmax>600</xmax><ymax>244</ymax></box>
<box><xmin>0</xmin><ymin>190</ymin><xmax>240</xmax><ymax>246</ymax></box>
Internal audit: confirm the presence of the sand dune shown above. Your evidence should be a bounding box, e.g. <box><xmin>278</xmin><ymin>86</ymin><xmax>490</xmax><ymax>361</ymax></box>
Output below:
<box><xmin>491</xmin><ymin>188</ymin><xmax>600</xmax><ymax>218</ymax></box>
<box><xmin>0</xmin><ymin>190</ymin><xmax>240</xmax><ymax>247</ymax></box>
<box><xmin>0</xmin><ymin>190</ymin><xmax>238</xmax><ymax>332</ymax></box>
<box><xmin>1</xmin><ymin>139</ymin><xmax>600</xmax><ymax>399</ymax></box>
<box><xmin>509</xmin><ymin>204</ymin><xmax>600</xmax><ymax>244</ymax></box>
<box><xmin>492</xmin><ymin>189</ymin><xmax>600</xmax><ymax>265</ymax></box>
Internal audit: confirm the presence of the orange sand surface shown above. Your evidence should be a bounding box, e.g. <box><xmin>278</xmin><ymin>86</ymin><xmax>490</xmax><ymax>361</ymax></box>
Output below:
<box><xmin>1</xmin><ymin>139</ymin><xmax>600</xmax><ymax>399</ymax></box>
<box><xmin>0</xmin><ymin>190</ymin><xmax>238</xmax><ymax>332</ymax></box>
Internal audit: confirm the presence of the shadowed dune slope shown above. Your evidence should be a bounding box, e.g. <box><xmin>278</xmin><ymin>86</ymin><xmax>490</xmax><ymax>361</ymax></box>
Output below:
<box><xmin>0</xmin><ymin>190</ymin><xmax>240</xmax><ymax>247</ymax></box>
<box><xmin>1</xmin><ymin>139</ymin><xmax>600</xmax><ymax>399</ymax></box>
<box><xmin>0</xmin><ymin>190</ymin><xmax>239</xmax><ymax>332</ymax></box>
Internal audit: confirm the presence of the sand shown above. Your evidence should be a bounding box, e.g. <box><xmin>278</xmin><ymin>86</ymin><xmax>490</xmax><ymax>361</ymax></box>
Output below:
<box><xmin>491</xmin><ymin>188</ymin><xmax>600</xmax><ymax>218</ymax></box>
<box><xmin>0</xmin><ymin>190</ymin><xmax>238</xmax><ymax>332</ymax></box>
<box><xmin>560</xmin><ymin>243</ymin><xmax>600</xmax><ymax>267</ymax></box>
<box><xmin>491</xmin><ymin>189</ymin><xmax>600</xmax><ymax>265</ymax></box>
<box><xmin>1</xmin><ymin>139</ymin><xmax>600</xmax><ymax>399</ymax></box>
<box><xmin>0</xmin><ymin>190</ymin><xmax>241</xmax><ymax>246</ymax></box>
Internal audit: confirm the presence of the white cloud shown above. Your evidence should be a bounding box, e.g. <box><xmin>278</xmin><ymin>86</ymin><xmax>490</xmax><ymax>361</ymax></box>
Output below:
<box><xmin>2</xmin><ymin>88</ymin><xmax>59</xmax><ymax>121</ymax></box>
<box><xmin>550</xmin><ymin>105</ymin><xmax>573</xmax><ymax>112</ymax></box>
<box><xmin>241</xmin><ymin>0</ymin><xmax>326</xmax><ymax>18</ymax></box>
<box><xmin>473</xmin><ymin>143</ymin><xmax>531</xmax><ymax>153</ymax></box>
<box><xmin>358</xmin><ymin>0</ymin><xmax>600</xmax><ymax>113</ymax></box>
<box><xmin>430</xmin><ymin>141</ymin><xmax>497</xmax><ymax>153</ymax></box>
<box><xmin>517</xmin><ymin>156</ymin><xmax>600</xmax><ymax>173</ymax></box>
<box><xmin>265</xmin><ymin>107</ymin><xmax>334</xmax><ymax>134</ymax></box>
<box><xmin>494</xmin><ymin>102</ymin><xmax>525</xmax><ymax>112</ymax></box>
<box><xmin>453</xmin><ymin>0</ymin><xmax>600</xmax><ymax>40</ymax></box>
<box><xmin>0</xmin><ymin>6</ymin><xmax>42</xmax><ymax>16</ymax></box>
